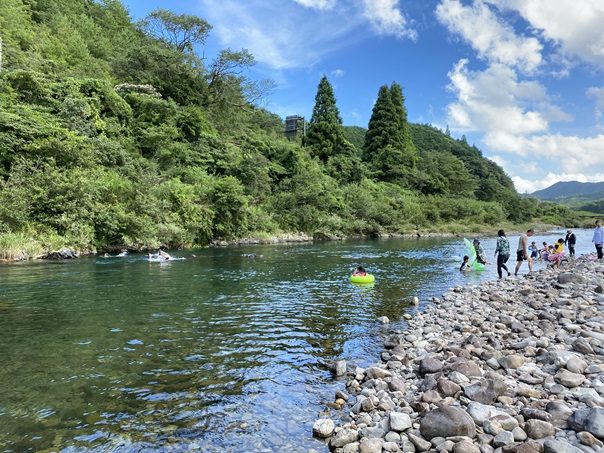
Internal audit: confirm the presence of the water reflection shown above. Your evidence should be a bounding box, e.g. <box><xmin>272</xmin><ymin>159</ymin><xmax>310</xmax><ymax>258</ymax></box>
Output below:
<box><xmin>0</xmin><ymin>231</ymin><xmax>596</xmax><ymax>451</ymax></box>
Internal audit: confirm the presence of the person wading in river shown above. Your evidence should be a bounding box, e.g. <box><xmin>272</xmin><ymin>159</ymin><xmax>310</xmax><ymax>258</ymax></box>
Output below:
<box><xmin>515</xmin><ymin>229</ymin><xmax>534</xmax><ymax>276</ymax></box>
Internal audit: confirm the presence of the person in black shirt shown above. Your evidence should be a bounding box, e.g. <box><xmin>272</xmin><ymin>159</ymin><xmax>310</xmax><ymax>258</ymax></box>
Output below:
<box><xmin>564</xmin><ymin>229</ymin><xmax>576</xmax><ymax>257</ymax></box>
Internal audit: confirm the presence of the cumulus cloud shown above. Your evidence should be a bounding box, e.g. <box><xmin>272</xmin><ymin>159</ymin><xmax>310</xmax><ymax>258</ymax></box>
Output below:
<box><xmin>488</xmin><ymin>0</ymin><xmax>604</xmax><ymax>70</ymax></box>
<box><xmin>435</xmin><ymin>0</ymin><xmax>543</xmax><ymax>73</ymax></box>
<box><xmin>446</xmin><ymin>60</ymin><xmax>551</xmax><ymax>136</ymax></box>
<box><xmin>437</xmin><ymin>0</ymin><xmax>604</xmax><ymax>193</ymax></box>
<box><xmin>361</xmin><ymin>0</ymin><xmax>417</xmax><ymax>39</ymax></box>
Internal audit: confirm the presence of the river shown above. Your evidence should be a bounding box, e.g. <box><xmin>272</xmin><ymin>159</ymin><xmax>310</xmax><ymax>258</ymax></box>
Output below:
<box><xmin>0</xmin><ymin>229</ymin><xmax>596</xmax><ymax>452</ymax></box>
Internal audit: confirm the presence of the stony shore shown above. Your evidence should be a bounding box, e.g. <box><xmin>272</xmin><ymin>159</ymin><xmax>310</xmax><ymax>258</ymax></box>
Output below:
<box><xmin>314</xmin><ymin>254</ymin><xmax>604</xmax><ymax>453</ymax></box>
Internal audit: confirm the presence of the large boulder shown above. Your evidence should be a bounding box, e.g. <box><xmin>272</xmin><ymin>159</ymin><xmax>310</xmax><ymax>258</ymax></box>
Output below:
<box><xmin>43</xmin><ymin>247</ymin><xmax>80</xmax><ymax>260</ymax></box>
<box><xmin>420</xmin><ymin>406</ymin><xmax>477</xmax><ymax>439</ymax></box>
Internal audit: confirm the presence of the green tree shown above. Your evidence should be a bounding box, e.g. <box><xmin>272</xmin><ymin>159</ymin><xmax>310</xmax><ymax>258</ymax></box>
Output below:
<box><xmin>139</xmin><ymin>9</ymin><xmax>212</xmax><ymax>54</ymax></box>
<box><xmin>304</xmin><ymin>75</ymin><xmax>345</xmax><ymax>162</ymax></box>
<box><xmin>364</xmin><ymin>83</ymin><xmax>417</xmax><ymax>185</ymax></box>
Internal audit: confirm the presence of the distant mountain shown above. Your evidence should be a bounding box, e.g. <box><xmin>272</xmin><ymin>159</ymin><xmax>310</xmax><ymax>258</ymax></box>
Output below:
<box><xmin>531</xmin><ymin>181</ymin><xmax>604</xmax><ymax>204</ymax></box>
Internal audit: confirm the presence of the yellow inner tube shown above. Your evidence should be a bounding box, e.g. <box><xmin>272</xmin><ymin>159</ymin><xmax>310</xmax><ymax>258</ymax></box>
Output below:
<box><xmin>349</xmin><ymin>274</ymin><xmax>375</xmax><ymax>284</ymax></box>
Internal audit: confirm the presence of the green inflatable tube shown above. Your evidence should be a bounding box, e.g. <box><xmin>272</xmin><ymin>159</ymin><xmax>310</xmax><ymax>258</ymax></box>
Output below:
<box><xmin>463</xmin><ymin>237</ymin><xmax>485</xmax><ymax>271</ymax></box>
<box><xmin>350</xmin><ymin>274</ymin><xmax>375</xmax><ymax>284</ymax></box>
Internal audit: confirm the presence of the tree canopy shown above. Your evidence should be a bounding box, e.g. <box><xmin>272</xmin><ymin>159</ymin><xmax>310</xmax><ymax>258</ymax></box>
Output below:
<box><xmin>0</xmin><ymin>0</ymin><xmax>573</xmax><ymax>259</ymax></box>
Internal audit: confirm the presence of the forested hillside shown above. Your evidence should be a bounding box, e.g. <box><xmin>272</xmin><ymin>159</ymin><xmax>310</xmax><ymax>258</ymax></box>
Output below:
<box><xmin>531</xmin><ymin>181</ymin><xmax>604</xmax><ymax>205</ymax></box>
<box><xmin>0</xmin><ymin>0</ymin><xmax>574</xmax><ymax>258</ymax></box>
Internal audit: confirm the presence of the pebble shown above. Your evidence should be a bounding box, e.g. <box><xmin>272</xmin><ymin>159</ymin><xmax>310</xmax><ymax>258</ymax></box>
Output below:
<box><xmin>317</xmin><ymin>255</ymin><xmax>604</xmax><ymax>453</ymax></box>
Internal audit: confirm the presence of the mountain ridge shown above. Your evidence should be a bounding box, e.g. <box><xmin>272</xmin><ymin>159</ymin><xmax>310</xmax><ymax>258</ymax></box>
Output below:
<box><xmin>532</xmin><ymin>181</ymin><xmax>604</xmax><ymax>203</ymax></box>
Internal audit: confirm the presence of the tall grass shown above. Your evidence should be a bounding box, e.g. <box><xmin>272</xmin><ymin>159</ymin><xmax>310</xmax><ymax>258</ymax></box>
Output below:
<box><xmin>0</xmin><ymin>233</ymin><xmax>44</xmax><ymax>261</ymax></box>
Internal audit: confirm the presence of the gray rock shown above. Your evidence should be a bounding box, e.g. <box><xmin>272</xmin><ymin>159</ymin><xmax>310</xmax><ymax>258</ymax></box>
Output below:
<box><xmin>576</xmin><ymin>431</ymin><xmax>604</xmax><ymax>447</ymax></box>
<box><xmin>419</xmin><ymin>406</ymin><xmax>477</xmax><ymax>439</ymax></box>
<box><xmin>366</xmin><ymin>366</ymin><xmax>392</xmax><ymax>379</ymax></box>
<box><xmin>466</xmin><ymin>402</ymin><xmax>494</xmax><ymax>425</ymax></box>
<box><xmin>408</xmin><ymin>432</ymin><xmax>432</xmax><ymax>451</ymax></box>
<box><xmin>583</xmin><ymin>407</ymin><xmax>604</xmax><ymax>439</ymax></box>
<box><xmin>558</xmin><ymin>273</ymin><xmax>587</xmax><ymax>284</ymax></box>
<box><xmin>359</xmin><ymin>437</ymin><xmax>383</xmax><ymax>453</ymax></box>
<box><xmin>420</xmin><ymin>357</ymin><xmax>444</xmax><ymax>375</ymax></box>
<box><xmin>330</xmin><ymin>429</ymin><xmax>360</xmax><ymax>448</ymax></box>
<box><xmin>525</xmin><ymin>419</ymin><xmax>556</xmax><ymax>439</ymax></box>
<box><xmin>448</xmin><ymin>360</ymin><xmax>483</xmax><ymax>378</ymax></box>
<box><xmin>565</xmin><ymin>356</ymin><xmax>588</xmax><ymax>374</ymax></box>
<box><xmin>543</xmin><ymin>439</ymin><xmax>584</xmax><ymax>453</ymax></box>
<box><xmin>385</xmin><ymin>431</ymin><xmax>401</xmax><ymax>443</ymax></box>
<box><xmin>492</xmin><ymin>430</ymin><xmax>514</xmax><ymax>448</ymax></box>
<box><xmin>390</xmin><ymin>412</ymin><xmax>412</xmax><ymax>432</ymax></box>
<box><xmin>387</xmin><ymin>376</ymin><xmax>407</xmax><ymax>393</ymax></box>
<box><xmin>512</xmin><ymin>426</ymin><xmax>528</xmax><ymax>441</ymax></box>
<box><xmin>463</xmin><ymin>379</ymin><xmax>507</xmax><ymax>404</ymax></box>
<box><xmin>554</xmin><ymin>369</ymin><xmax>586</xmax><ymax>388</ymax></box>
<box><xmin>361</xmin><ymin>422</ymin><xmax>387</xmax><ymax>439</ymax></box>
<box><xmin>438</xmin><ymin>378</ymin><xmax>462</xmax><ymax>397</ymax></box>
<box><xmin>383</xmin><ymin>441</ymin><xmax>401</xmax><ymax>452</ymax></box>
<box><xmin>572</xmin><ymin>337</ymin><xmax>594</xmax><ymax>355</ymax></box>
<box><xmin>384</xmin><ymin>334</ymin><xmax>405</xmax><ymax>349</ymax></box>
<box><xmin>498</xmin><ymin>354</ymin><xmax>526</xmax><ymax>370</ymax></box>
<box><xmin>452</xmin><ymin>440</ymin><xmax>480</xmax><ymax>453</ymax></box>
<box><xmin>44</xmin><ymin>247</ymin><xmax>80</xmax><ymax>260</ymax></box>
<box><xmin>343</xmin><ymin>442</ymin><xmax>361</xmax><ymax>453</ymax></box>
<box><xmin>313</xmin><ymin>419</ymin><xmax>335</xmax><ymax>438</ymax></box>
<box><xmin>330</xmin><ymin>359</ymin><xmax>347</xmax><ymax>377</ymax></box>
<box><xmin>520</xmin><ymin>407</ymin><xmax>552</xmax><ymax>422</ymax></box>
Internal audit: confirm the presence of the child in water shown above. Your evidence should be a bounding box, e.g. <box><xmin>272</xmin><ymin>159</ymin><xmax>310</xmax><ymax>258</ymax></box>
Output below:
<box><xmin>460</xmin><ymin>255</ymin><xmax>471</xmax><ymax>272</ymax></box>
<box><xmin>551</xmin><ymin>238</ymin><xmax>565</xmax><ymax>268</ymax></box>
<box><xmin>352</xmin><ymin>266</ymin><xmax>367</xmax><ymax>276</ymax></box>
<box><xmin>529</xmin><ymin>241</ymin><xmax>539</xmax><ymax>259</ymax></box>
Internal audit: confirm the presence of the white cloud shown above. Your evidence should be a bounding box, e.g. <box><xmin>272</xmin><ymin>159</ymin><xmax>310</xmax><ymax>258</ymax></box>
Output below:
<box><xmin>293</xmin><ymin>0</ymin><xmax>337</xmax><ymax>10</ymax></box>
<box><xmin>488</xmin><ymin>0</ymin><xmax>604</xmax><ymax>70</ymax></box>
<box><xmin>435</xmin><ymin>0</ymin><xmax>543</xmax><ymax>73</ymax></box>
<box><xmin>360</xmin><ymin>0</ymin><xmax>417</xmax><ymax>40</ymax></box>
<box><xmin>489</xmin><ymin>133</ymin><xmax>604</xmax><ymax>169</ymax></box>
<box><xmin>330</xmin><ymin>69</ymin><xmax>345</xmax><ymax>78</ymax></box>
<box><xmin>446</xmin><ymin>60</ymin><xmax>551</xmax><ymax>136</ymax></box>
<box><xmin>437</xmin><ymin>0</ymin><xmax>604</xmax><ymax>193</ymax></box>
<box><xmin>200</xmin><ymin>0</ymin><xmax>365</xmax><ymax>70</ymax></box>
<box><xmin>513</xmin><ymin>172</ymin><xmax>604</xmax><ymax>194</ymax></box>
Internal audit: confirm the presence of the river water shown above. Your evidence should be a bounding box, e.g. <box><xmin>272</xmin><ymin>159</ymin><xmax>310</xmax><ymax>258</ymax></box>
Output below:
<box><xmin>0</xmin><ymin>229</ymin><xmax>596</xmax><ymax>452</ymax></box>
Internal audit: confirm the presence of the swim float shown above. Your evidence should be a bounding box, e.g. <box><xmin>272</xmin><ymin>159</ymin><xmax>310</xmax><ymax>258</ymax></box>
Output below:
<box><xmin>548</xmin><ymin>250</ymin><xmax>566</xmax><ymax>261</ymax></box>
<box><xmin>463</xmin><ymin>237</ymin><xmax>485</xmax><ymax>271</ymax></box>
<box><xmin>350</xmin><ymin>274</ymin><xmax>375</xmax><ymax>284</ymax></box>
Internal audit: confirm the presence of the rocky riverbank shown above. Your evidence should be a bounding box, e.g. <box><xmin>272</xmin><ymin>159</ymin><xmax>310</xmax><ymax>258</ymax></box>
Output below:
<box><xmin>314</xmin><ymin>254</ymin><xmax>604</xmax><ymax>453</ymax></box>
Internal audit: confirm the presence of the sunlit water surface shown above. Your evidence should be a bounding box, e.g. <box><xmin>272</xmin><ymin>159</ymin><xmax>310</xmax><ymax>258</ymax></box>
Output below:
<box><xmin>0</xmin><ymin>230</ymin><xmax>595</xmax><ymax>452</ymax></box>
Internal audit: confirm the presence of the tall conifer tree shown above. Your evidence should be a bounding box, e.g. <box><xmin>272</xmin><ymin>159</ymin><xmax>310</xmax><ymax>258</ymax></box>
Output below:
<box><xmin>363</xmin><ymin>82</ymin><xmax>417</xmax><ymax>184</ymax></box>
<box><xmin>304</xmin><ymin>75</ymin><xmax>345</xmax><ymax>162</ymax></box>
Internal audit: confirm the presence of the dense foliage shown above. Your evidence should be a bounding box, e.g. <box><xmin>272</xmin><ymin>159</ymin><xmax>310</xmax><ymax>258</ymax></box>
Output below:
<box><xmin>0</xmin><ymin>0</ymin><xmax>578</xmax><ymax>258</ymax></box>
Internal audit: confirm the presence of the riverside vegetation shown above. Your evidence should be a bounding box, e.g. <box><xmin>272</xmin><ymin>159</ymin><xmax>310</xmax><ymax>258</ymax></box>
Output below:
<box><xmin>314</xmin><ymin>254</ymin><xmax>604</xmax><ymax>453</ymax></box>
<box><xmin>0</xmin><ymin>1</ymin><xmax>589</xmax><ymax>260</ymax></box>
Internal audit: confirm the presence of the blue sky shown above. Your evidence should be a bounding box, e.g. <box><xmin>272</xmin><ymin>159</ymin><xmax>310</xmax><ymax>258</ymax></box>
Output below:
<box><xmin>121</xmin><ymin>0</ymin><xmax>604</xmax><ymax>194</ymax></box>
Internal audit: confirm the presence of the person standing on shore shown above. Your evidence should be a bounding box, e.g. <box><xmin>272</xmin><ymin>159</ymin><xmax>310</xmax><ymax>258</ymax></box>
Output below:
<box><xmin>494</xmin><ymin>229</ymin><xmax>511</xmax><ymax>278</ymax></box>
<box><xmin>565</xmin><ymin>229</ymin><xmax>576</xmax><ymax>257</ymax></box>
<box><xmin>515</xmin><ymin>229</ymin><xmax>534</xmax><ymax>276</ymax></box>
<box><xmin>593</xmin><ymin>220</ymin><xmax>604</xmax><ymax>259</ymax></box>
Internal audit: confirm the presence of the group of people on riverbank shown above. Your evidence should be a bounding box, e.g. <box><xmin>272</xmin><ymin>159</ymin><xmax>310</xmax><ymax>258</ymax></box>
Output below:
<box><xmin>461</xmin><ymin>220</ymin><xmax>604</xmax><ymax>278</ymax></box>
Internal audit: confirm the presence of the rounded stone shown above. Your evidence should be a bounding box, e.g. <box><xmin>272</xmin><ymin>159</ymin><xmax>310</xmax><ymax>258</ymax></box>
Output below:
<box><xmin>313</xmin><ymin>419</ymin><xmax>335</xmax><ymax>438</ymax></box>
